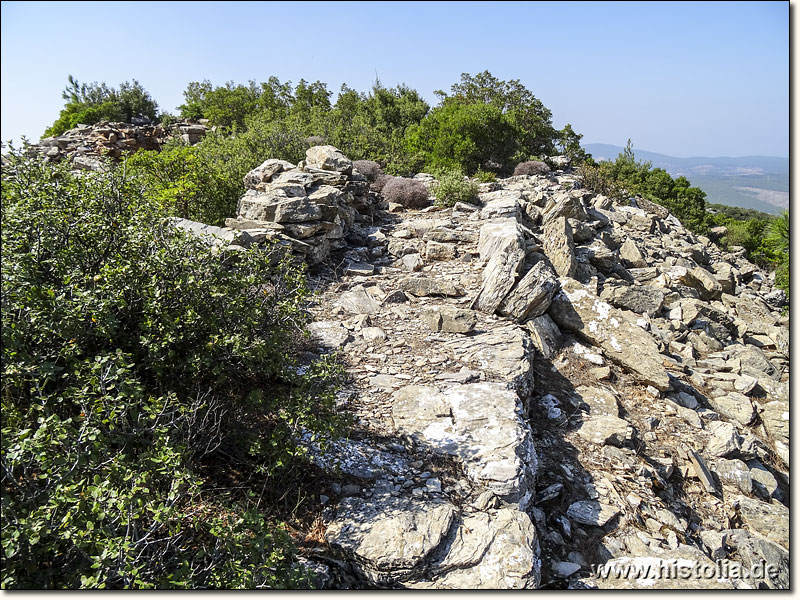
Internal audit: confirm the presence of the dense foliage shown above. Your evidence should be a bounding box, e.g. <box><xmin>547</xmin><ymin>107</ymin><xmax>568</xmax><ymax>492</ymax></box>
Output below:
<box><xmin>1</xmin><ymin>150</ymin><xmax>346</xmax><ymax>588</ymax></box>
<box><xmin>405</xmin><ymin>72</ymin><xmax>585</xmax><ymax>175</ymax></box>
<box><xmin>431</xmin><ymin>171</ymin><xmax>479</xmax><ymax>207</ymax></box>
<box><xmin>44</xmin><ymin>76</ymin><xmax>159</xmax><ymax>137</ymax></box>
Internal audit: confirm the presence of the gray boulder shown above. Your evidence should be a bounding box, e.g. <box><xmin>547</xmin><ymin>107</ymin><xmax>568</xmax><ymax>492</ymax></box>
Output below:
<box><xmin>542</xmin><ymin>217</ymin><xmax>577</xmax><ymax>278</ymax></box>
<box><xmin>305</xmin><ymin>145</ymin><xmax>353</xmax><ymax>174</ymax></box>
<box><xmin>399</xmin><ymin>277</ymin><xmax>464</xmax><ymax>297</ymax></box>
<box><xmin>549</xmin><ymin>278</ymin><xmax>670</xmax><ymax>391</ymax></box>
<box><xmin>524</xmin><ymin>314</ymin><xmax>563</xmax><ymax>359</ymax></box>
<box><xmin>498</xmin><ymin>261</ymin><xmax>560</xmax><ymax>322</ymax></box>
<box><xmin>392</xmin><ymin>382</ymin><xmax>537</xmax><ymax>507</ymax></box>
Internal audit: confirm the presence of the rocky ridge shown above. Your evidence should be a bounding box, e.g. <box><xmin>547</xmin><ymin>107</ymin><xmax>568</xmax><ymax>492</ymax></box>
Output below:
<box><xmin>180</xmin><ymin>146</ymin><xmax>789</xmax><ymax>589</ymax></box>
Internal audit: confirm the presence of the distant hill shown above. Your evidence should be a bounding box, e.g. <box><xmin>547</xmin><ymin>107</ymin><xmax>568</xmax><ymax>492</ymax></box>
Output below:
<box><xmin>583</xmin><ymin>143</ymin><xmax>789</xmax><ymax>215</ymax></box>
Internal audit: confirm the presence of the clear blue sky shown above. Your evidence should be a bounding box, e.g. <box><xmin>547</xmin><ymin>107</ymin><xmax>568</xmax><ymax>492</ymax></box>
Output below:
<box><xmin>0</xmin><ymin>1</ymin><xmax>789</xmax><ymax>157</ymax></box>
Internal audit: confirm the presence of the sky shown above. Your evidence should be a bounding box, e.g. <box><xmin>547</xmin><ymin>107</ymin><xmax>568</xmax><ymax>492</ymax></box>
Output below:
<box><xmin>0</xmin><ymin>1</ymin><xmax>789</xmax><ymax>157</ymax></box>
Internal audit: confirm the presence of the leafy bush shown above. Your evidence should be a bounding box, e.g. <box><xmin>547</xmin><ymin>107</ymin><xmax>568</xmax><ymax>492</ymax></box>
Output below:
<box><xmin>381</xmin><ymin>176</ymin><xmax>430</xmax><ymax>208</ymax></box>
<box><xmin>126</xmin><ymin>110</ymin><xmax>312</xmax><ymax>226</ymax></box>
<box><xmin>1</xmin><ymin>149</ymin><xmax>345</xmax><ymax>588</ymax></box>
<box><xmin>352</xmin><ymin>160</ymin><xmax>382</xmax><ymax>182</ymax></box>
<box><xmin>473</xmin><ymin>170</ymin><xmax>497</xmax><ymax>183</ymax></box>
<box><xmin>513</xmin><ymin>160</ymin><xmax>550</xmax><ymax>176</ymax></box>
<box><xmin>432</xmin><ymin>170</ymin><xmax>479</xmax><ymax>207</ymax></box>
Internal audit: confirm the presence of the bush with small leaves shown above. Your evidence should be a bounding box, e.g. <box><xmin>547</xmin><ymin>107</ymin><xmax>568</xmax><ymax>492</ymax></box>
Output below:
<box><xmin>353</xmin><ymin>160</ymin><xmax>383</xmax><ymax>182</ymax></box>
<box><xmin>371</xmin><ymin>172</ymin><xmax>396</xmax><ymax>193</ymax></box>
<box><xmin>432</xmin><ymin>170</ymin><xmax>479</xmax><ymax>207</ymax></box>
<box><xmin>381</xmin><ymin>176</ymin><xmax>430</xmax><ymax>208</ymax></box>
<box><xmin>513</xmin><ymin>160</ymin><xmax>550</xmax><ymax>176</ymax></box>
<box><xmin>1</xmin><ymin>149</ymin><xmax>345</xmax><ymax>589</ymax></box>
<box><xmin>474</xmin><ymin>169</ymin><xmax>497</xmax><ymax>183</ymax></box>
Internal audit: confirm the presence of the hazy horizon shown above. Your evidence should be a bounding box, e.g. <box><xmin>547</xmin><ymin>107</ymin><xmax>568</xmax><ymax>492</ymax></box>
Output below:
<box><xmin>1</xmin><ymin>1</ymin><xmax>789</xmax><ymax>158</ymax></box>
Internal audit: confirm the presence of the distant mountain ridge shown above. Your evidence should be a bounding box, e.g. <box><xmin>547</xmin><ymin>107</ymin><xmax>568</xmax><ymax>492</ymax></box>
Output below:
<box><xmin>582</xmin><ymin>143</ymin><xmax>789</xmax><ymax>215</ymax></box>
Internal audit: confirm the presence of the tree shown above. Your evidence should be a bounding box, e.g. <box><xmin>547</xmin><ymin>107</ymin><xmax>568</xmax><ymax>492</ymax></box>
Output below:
<box><xmin>44</xmin><ymin>76</ymin><xmax>159</xmax><ymax>137</ymax></box>
<box><xmin>445</xmin><ymin>71</ymin><xmax>559</xmax><ymax>162</ymax></box>
<box><xmin>404</xmin><ymin>99</ymin><xmax>516</xmax><ymax>174</ymax></box>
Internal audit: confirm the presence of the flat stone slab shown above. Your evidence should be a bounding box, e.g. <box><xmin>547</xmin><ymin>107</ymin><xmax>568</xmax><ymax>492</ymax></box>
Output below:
<box><xmin>399</xmin><ymin>276</ymin><xmax>464</xmax><ymax>297</ymax></box>
<box><xmin>444</xmin><ymin>325</ymin><xmax>535</xmax><ymax>396</ymax></box>
<box><xmin>300</xmin><ymin>435</ymin><xmax>409</xmax><ymax>480</ymax></box>
<box><xmin>574</xmin><ymin>385</ymin><xmax>620</xmax><ymax>417</ymax></box>
<box><xmin>337</xmin><ymin>285</ymin><xmax>381</xmax><ymax>314</ymax></box>
<box><xmin>549</xmin><ymin>278</ymin><xmax>670</xmax><ymax>391</ymax></box>
<box><xmin>576</xmin><ymin>414</ymin><xmax>632</xmax><ymax>447</ymax></box>
<box><xmin>566</xmin><ymin>500</ymin><xmax>620</xmax><ymax>527</ymax></box>
<box><xmin>407</xmin><ymin>508</ymin><xmax>539</xmax><ymax>589</ymax></box>
<box><xmin>730</xmin><ymin>495</ymin><xmax>789</xmax><ymax>550</ymax></box>
<box><xmin>325</xmin><ymin>494</ymin><xmax>456</xmax><ymax>584</ymax></box>
<box><xmin>307</xmin><ymin>320</ymin><xmax>350</xmax><ymax>348</ymax></box>
<box><xmin>391</xmin><ymin>382</ymin><xmax>536</xmax><ymax>507</ymax></box>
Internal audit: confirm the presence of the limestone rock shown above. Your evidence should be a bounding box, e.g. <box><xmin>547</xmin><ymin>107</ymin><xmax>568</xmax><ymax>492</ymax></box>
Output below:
<box><xmin>305</xmin><ymin>145</ymin><xmax>353</xmax><ymax>174</ymax></box>
<box><xmin>307</xmin><ymin>320</ymin><xmax>350</xmax><ymax>348</ymax></box>
<box><xmin>399</xmin><ymin>277</ymin><xmax>464</xmax><ymax>297</ymax></box>
<box><xmin>542</xmin><ymin>217</ymin><xmax>576</xmax><ymax>278</ymax></box>
<box><xmin>576</xmin><ymin>415</ymin><xmax>632</xmax><ymax>446</ymax></box>
<box><xmin>337</xmin><ymin>285</ymin><xmax>381</xmax><ymax>314</ymax></box>
<box><xmin>759</xmin><ymin>400</ymin><xmax>789</xmax><ymax>466</ymax></box>
<box><xmin>722</xmin><ymin>529</ymin><xmax>788</xmax><ymax>589</ymax></box>
<box><xmin>524</xmin><ymin>314</ymin><xmax>563</xmax><ymax>359</ymax></box>
<box><xmin>444</xmin><ymin>325</ymin><xmax>535</xmax><ymax>396</ymax></box>
<box><xmin>409</xmin><ymin>508</ymin><xmax>540</xmax><ymax>589</ymax></box>
<box><xmin>574</xmin><ymin>385</ymin><xmax>620</xmax><ymax>417</ymax></box>
<box><xmin>549</xmin><ymin>278</ymin><xmax>670</xmax><ymax>391</ymax></box>
<box><xmin>566</xmin><ymin>500</ymin><xmax>620</xmax><ymax>527</ymax></box>
<box><xmin>425</xmin><ymin>241</ymin><xmax>457</xmax><ymax>261</ymax></box>
<box><xmin>473</xmin><ymin>223</ymin><xmax>527</xmax><ymax>314</ymax></box>
<box><xmin>244</xmin><ymin>158</ymin><xmax>295</xmax><ymax>188</ymax></box>
<box><xmin>391</xmin><ymin>382</ymin><xmax>536</xmax><ymax>506</ymax></box>
<box><xmin>476</xmin><ymin>219</ymin><xmax>525</xmax><ymax>262</ymax></box>
<box><xmin>325</xmin><ymin>494</ymin><xmax>456</xmax><ymax>584</ymax></box>
<box><xmin>705</xmin><ymin>421</ymin><xmax>742</xmax><ymax>458</ymax></box>
<box><xmin>601</xmin><ymin>284</ymin><xmax>664</xmax><ymax>315</ymax></box>
<box><xmin>706</xmin><ymin>392</ymin><xmax>755</xmax><ymax>428</ymax></box>
<box><xmin>167</xmin><ymin>218</ymin><xmax>237</xmax><ymax>246</ymax></box>
<box><xmin>423</xmin><ymin>306</ymin><xmax>477</xmax><ymax>334</ymax></box>
<box><xmin>713</xmin><ymin>458</ymin><xmax>753</xmax><ymax>494</ymax></box>
<box><xmin>730</xmin><ymin>495</ymin><xmax>789</xmax><ymax>549</ymax></box>
<box><xmin>619</xmin><ymin>238</ymin><xmax>647</xmax><ymax>268</ymax></box>
<box><xmin>498</xmin><ymin>261</ymin><xmax>560</xmax><ymax>322</ymax></box>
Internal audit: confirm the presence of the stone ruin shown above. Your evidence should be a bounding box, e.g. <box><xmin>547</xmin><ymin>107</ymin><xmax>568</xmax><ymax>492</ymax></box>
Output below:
<box><xmin>31</xmin><ymin>120</ymin><xmax>208</xmax><ymax>171</ymax></box>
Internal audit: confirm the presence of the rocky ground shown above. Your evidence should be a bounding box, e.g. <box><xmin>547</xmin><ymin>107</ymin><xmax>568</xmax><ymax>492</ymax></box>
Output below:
<box><xmin>177</xmin><ymin>146</ymin><xmax>790</xmax><ymax>589</ymax></box>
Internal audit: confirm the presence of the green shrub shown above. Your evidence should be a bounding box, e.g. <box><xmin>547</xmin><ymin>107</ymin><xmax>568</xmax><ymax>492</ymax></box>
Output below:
<box><xmin>513</xmin><ymin>160</ymin><xmax>550</xmax><ymax>176</ymax></box>
<box><xmin>473</xmin><ymin>170</ymin><xmax>497</xmax><ymax>183</ymax></box>
<box><xmin>381</xmin><ymin>176</ymin><xmax>430</xmax><ymax>208</ymax></box>
<box><xmin>1</xmin><ymin>149</ymin><xmax>344</xmax><ymax>588</ymax></box>
<box><xmin>404</xmin><ymin>100</ymin><xmax>517</xmax><ymax>175</ymax></box>
<box><xmin>432</xmin><ymin>170</ymin><xmax>479</xmax><ymax>207</ymax></box>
